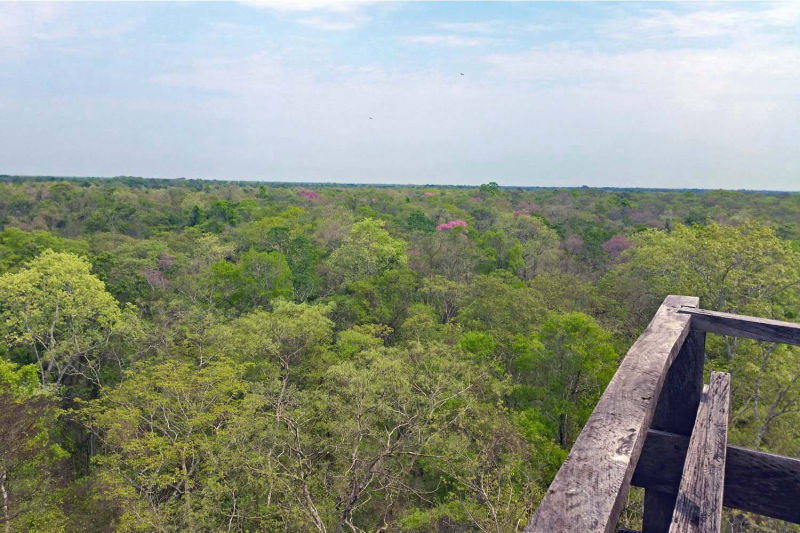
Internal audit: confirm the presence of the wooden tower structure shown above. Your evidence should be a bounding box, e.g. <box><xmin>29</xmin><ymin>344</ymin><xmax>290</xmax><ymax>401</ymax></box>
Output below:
<box><xmin>526</xmin><ymin>295</ymin><xmax>800</xmax><ymax>532</ymax></box>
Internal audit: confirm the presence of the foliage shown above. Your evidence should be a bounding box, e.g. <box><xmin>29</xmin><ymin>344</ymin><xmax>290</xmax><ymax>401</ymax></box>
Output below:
<box><xmin>514</xmin><ymin>312</ymin><xmax>617</xmax><ymax>448</ymax></box>
<box><xmin>327</xmin><ymin>218</ymin><xmax>408</xmax><ymax>285</ymax></box>
<box><xmin>1</xmin><ymin>359</ymin><xmax>69</xmax><ymax>532</ymax></box>
<box><xmin>0</xmin><ymin>250</ymin><xmax>123</xmax><ymax>387</ymax></box>
<box><xmin>614</xmin><ymin>221</ymin><xmax>800</xmax><ymax>316</ymax></box>
<box><xmin>211</xmin><ymin>249</ymin><xmax>293</xmax><ymax>311</ymax></box>
<box><xmin>2</xmin><ymin>177</ymin><xmax>800</xmax><ymax>531</ymax></box>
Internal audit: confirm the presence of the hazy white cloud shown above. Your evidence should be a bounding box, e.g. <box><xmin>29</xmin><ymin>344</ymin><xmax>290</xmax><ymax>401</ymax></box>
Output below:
<box><xmin>401</xmin><ymin>34</ymin><xmax>487</xmax><ymax>47</ymax></box>
<box><xmin>241</xmin><ymin>0</ymin><xmax>373</xmax><ymax>31</ymax></box>
<box><xmin>297</xmin><ymin>13</ymin><xmax>369</xmax><ymax>31</ymax></box>
<box><xmin>0</xmin><ymin>3</ymin><xmax>142</xmax><ymax>62</ymax></box>
<box><xmin>484</xmin><ymin>44</ymin><xmax>800</xmax><ymax>102</ymax></box>
<box><xmin>239</xmin><ymin>0</ymin><xmax>374</xmax><ymax>13</ymax></box>
<box><xmin>150</xmin><ymin>53</ymin><xmax>292</xmax><ymax>96</ymax></box>
<box><xmin>0</xmin><ymin>3</ymin><xmax>64</xmax><ymax>59</ymax></box>
<box><xmin>609</xmin><ymin>3</ymin><xmax>800</xmax><ymax>40</ymax></box>
<box><xmin>523</xmin><ymin>23</ymin><xmax>553</xmax><ymax>33</ymax></box>
<box><xmin>434</xmin><ymin>21</ymin><xmax>503</xmax><ymax>34</ymax></box>
<box><xmin>135</xmin><ymin>21</ymin><xmax>800</xmax><ymax>186</ymax></box>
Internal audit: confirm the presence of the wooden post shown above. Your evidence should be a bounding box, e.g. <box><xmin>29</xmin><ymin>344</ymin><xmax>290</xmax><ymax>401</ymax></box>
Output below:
<box><xmin>669</xmin><ymin>372</ymin><xmax>731</xmax><ymax>533</ymax></box>
<box><xmin>642</xmin><ymin>330</ymin><xmax>705</xmax><ymax>532</ymax></box>
<box><xmin>525</xmin><ymin>295</ymin><xmax>698</xmax><ymax>533</ymax></box>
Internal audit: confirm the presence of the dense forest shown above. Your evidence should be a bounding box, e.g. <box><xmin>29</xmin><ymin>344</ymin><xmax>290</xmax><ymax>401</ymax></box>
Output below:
<box><xmin>1</xmin><ymin>176</ymin><xmax>799</xmax><ymax>532</ymax></box>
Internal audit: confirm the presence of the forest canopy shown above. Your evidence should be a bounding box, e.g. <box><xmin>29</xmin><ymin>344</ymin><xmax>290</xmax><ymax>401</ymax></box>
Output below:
<box><xmin>1</xmin><ymin>177</ymin><xmax>799</xmax><ymax>532</ymax></box>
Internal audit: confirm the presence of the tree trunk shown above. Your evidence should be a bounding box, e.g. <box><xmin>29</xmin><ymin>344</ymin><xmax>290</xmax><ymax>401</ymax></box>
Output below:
<box><xmin>1</xmin><ymin>469</ymin><xmax>9</xmax><ymax>533</ymax></box>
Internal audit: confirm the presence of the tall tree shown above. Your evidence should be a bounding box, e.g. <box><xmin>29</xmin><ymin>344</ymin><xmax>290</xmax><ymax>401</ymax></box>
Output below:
<box><xmin>0</xmin><ymin>250</ymin><xmax>122</xmax><ymax>387</ymax></box>
<box><xmin>514</xmin><ymin>312</ymin><xmax>617</xmax><ymax>449</ymax></box>
<box><xmin>327</xmin><ymin>218</ymin><xmax>407</xmax><ymax>286</ymax></box>
<box><xmin>0</xmin><ymin>359</ymin><xmax>68</xmax><ymax>533</ymax></box>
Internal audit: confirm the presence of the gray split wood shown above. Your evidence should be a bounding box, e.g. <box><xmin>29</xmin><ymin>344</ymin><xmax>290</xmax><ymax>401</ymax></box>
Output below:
<box><xmin>642</xmin><ymin>328</ymin><xmax>706</xmax><ymax>533</ymax></box>
<box><xmin>668</xmin><ymin>372</ymin><xmax>731</xmax><ymax>533</ymax></box>
<box><xmin>678</xmin><ymin>307</ymin><xmax>800</xmax><ymax>346</ymax></box>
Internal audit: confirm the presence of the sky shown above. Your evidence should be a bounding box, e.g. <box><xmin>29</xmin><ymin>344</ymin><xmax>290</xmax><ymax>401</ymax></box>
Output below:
<box><xmin>1</xmin><ymin>1</ymin><xmax>799</xmax><ymax>189</ymax></box>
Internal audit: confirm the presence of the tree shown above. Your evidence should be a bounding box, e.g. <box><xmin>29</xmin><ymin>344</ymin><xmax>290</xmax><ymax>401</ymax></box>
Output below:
<box><xmin>211</xmin><ymin>249</ymin><xmax>293</xmax><ymax>311</ymax></box>
<box><xmin>602</xmin><ymin>220</ymin><xmax>800</xmax><ymax>528</ymax></box>
<box><xmin>615</xmin><ymin>221</ymin><xmax>800</xmax><ymax>317</ymax></box>
<box><xmin>0</xmin><ymin>250</ymin><xmax>122</xmax><ymax>387</ymax></box>
<box><xmin>327</xmin><ymin>219</ymin><xmax>407</xmax><ymax>286</ymax></box>
<box><xmin>83</xmin><ymin>358</ymin><xmax>251</xmax><ymax>532</ymax></box>
<box><xmin>346</xmin><ymin>267</ymin><xmax>419</xmax><ymax>336</ymax></box>
<box><xmin>406</xmin><ymin>210</ymin><xmax>436</xmax><ymax>233</ymax></box>
<box><xmin>215</xmin><ymin>300</ymin><xmax>335</xmax><ymax>387</ymax></box>
<box><xmin>0</xmin><ymin>227</ymin><xmax>88</xmax><ymax>274</ymax></box>
<box><xmin>279</xmin><ymin>341</ymin><xmax>534</xmax><ymax>532</ymax></box>
<box><xmin>479</xmin><ymin>182</ymin><xmax>500</xmax><ymax>196</ymax></box>
<box><xmin>456</xmin><ymin>273</ymin><xmax>545</xmax><ymax>359</ymax></box>
<box><xmin>514</xmin><ymin>312</ymin><xmax>617</xmax><ymax>448</ymax></box>
<box><xmin>409</xmin><ymin>229</ymin><xmax>480</xmax><ymax>281</ymax></box>
<box><xmin>0</xmin><ymin>359</ymin><xmax>68</xmax><ymax>532</ymax></box>
<box><xmin>496</xmin><ymin>213</ymin><xmax>562</xmax><ymax>280</ymax></box>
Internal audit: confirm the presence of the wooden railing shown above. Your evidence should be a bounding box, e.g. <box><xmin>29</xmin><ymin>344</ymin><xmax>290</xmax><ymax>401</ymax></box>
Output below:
<box><xmin>525</xmin><ymin>295</ymin><xmax>800</xmax><ymax>533</ymax></box>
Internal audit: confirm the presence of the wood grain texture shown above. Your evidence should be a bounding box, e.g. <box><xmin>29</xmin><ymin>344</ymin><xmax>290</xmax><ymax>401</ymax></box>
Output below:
<box><xmin>678</xmin><ymin>307</ymin><xmax>800</xmax><ymax>345</ymax></box>
<box><xmin>633</xmin><ymin>429</ymin><xmax>800</xmax><ymax>524</ymax></box>
<box><xmin>669</xmin><ymin>372</ymin><xmax>731</xmax><ymax>533</ymax></box>
<box><xmin>643</xmin><ymin>330</ymin><xmax>706</xmax><ymax>533</ymax></box>
<box><xmin>525</xmin><ymin>295</ymin><xmax>698</xmax><ymax>533</ymax></box>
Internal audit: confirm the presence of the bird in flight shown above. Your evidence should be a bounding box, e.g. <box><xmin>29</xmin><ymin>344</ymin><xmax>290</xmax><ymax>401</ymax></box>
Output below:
<box><xmin>369</xmin><ymin>117</ymin><xmax>373</xmax><ymax>120</ymax></box>
<box><xmin>460</xmin><ymin>73</ymin><xmax>464</xmax><ymax>76</ymax></box>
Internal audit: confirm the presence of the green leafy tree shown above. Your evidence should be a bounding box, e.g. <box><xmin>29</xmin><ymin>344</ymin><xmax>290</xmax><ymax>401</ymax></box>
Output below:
<box><xmin>83</xmin><ymin>358</ymin><xmax>250</xmax><ymax>532</ymax></box>
<box><xmin>0</xmin><ymin>250</ymin><xmax>122</xmax><ymax>386</ymax></box>
<box><xmin>346</xmin><ymin>267</ymin><xmax>419</xmax><ymax>334</ymax></box>
<box><xmin>0</xmin><ymin>228</ymin><xmax>88</xmax><ymax>274</ymax></box>
<box><xmin>457</xmin><ymin>273</ymin><xmax>545</xmax><ymax>359</ymax></box>
<box><xmin>327</xmin><ymin>219</ymin><xmax>407</xmax><ymax>286</ymax></box>
<box><xmin>479</xmin><ymin>182</ymin><xmax>501</xmax><ymax>196</ymax></box>
<box><xmin>603</xmin><ymin>220</ymin><xmax>800</xmax><ymax>530</ymax></box>
<box><xmin>211</xmin><ymin>249</ymin><xmax>293</xmax><ymax>311</ymax></box>
<box><xmin>406</xmin><ymin>210</ymin><xmax>436</xmax><ymax>233</ymax></box>
<box><xmin>1</xmin><ymin>359</ymin><xmax>68</xmax><ymax>533</ymax></box>
<box><xmin>410</xmin><ymin>229</ymin><xmax>480</xmax><ymax>281</ymax></box>
<box><xmin>496</xmin><ymin>213</ymin><xmax>562</xmax><ymax>280</ymax></box>
<box><xmin>614</xmin><ymin>221</ymin><xmax>800</xmax><ymax>317</ymax></box>
<box><xmin>514</xmin><ymin>312</ymin><xmax>617</xmax><ymax>448</ymax></box>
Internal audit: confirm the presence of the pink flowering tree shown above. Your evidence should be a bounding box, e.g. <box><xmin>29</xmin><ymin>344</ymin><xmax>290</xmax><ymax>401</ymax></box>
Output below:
<box><xmin>296</xmin><ymin>188</ymin><xmax>320</xmax><ymax>201</ymax></box>
<box><xmin>563</xmin><ymin>234</ymin><xmax>584</xmax><ymax>253</ymax></box>
<box><xmin>602</xmin><ymin>234</ymin><xmax>633</xmax><ymax>257</ymax></box>
<box><xmin>436</xmin><ymin>220</ymin><xmax>468</xmax><ymax>231</ymax></box>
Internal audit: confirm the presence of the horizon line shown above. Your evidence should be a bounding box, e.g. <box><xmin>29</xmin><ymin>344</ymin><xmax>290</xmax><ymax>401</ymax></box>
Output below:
<box><xmin>1</xmin><ymin>174</ymin><xmax>798</xmax><ymax>195</ymax></box>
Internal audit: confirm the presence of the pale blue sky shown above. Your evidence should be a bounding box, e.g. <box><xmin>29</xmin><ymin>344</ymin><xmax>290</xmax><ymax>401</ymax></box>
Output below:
<box><xmin>1</xmin><ymin>1</ymin><xmax>799</xmax><ymax>189</ymax></box>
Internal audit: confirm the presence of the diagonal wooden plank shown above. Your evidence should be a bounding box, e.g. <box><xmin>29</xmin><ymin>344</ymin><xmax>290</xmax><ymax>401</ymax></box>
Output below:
<box><xmin>525</xmin><ymin>295</ymin><xmax>698</xmax><ymax>533</ymax></box>
<box><xmin>669</xmin><ymin>372</ymin><xmax>731</xmax><ymax>533</ymax></box>
<box><xmin>678</xmin><ymin>307</ymin><xmax>800</xmax><ymax>345</ymax></box>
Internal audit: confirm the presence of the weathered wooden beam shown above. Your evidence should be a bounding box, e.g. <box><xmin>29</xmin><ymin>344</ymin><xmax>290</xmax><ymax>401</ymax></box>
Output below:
<box><xmin>678</xmin><ymin>307</ymin><xmax>800</xmax><ymax>346</ymax></box>
<box><xmin>669</xmin><ymin>372</ymin><xmax>730</xmax><ymax>533</ymax></box>
<box><xmin>525</xmin><ymin>295</ymin><xmax>698</xmax><ymax>533</ymax></box>
<box><xmin>642</xmin><ymin>330</ymin><xmax>706</xmax><ymax>533</ymax></box>
<box><xmin>633</xmin><ymin>429</ymin><xmax>800</xmax><ymax>524</ymax></box>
